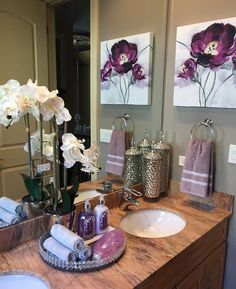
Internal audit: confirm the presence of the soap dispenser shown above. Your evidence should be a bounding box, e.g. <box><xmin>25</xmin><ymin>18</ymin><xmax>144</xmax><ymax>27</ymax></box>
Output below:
<box><xmin>77</xmin><ymin>199</ymin><xmax>95</xmax><ymax>240</ymax></box>
<box><xmin>94</xmin><ymin>195</ymin><xmax>109</xmax><ymax>235</ymax></box>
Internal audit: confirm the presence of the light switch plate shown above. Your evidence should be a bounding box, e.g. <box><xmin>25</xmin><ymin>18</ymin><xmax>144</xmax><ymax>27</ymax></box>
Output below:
<box><xmin>228</xmin><ymin>144</ymin><xmax>236</xmax><ymax>164</ymax></box>
<box><xmin>100</xmin><ymin>129</ymin><xmax>112</xmax><ymax>143</ymax></box>
<box><xmin>178</xmin><ymin>155</ymin><xmax>185</xmax><ymax>166</ymax></box>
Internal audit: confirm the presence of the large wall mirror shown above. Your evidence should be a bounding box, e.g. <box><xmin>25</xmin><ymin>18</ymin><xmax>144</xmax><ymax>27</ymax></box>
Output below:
<box><xmin>0</xmin><ymin>0</ymin><xmax>99</xmax><ymax>226</ymax></box>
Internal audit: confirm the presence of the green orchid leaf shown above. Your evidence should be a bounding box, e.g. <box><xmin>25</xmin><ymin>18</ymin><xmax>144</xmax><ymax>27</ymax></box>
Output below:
<box><xmin>21</xmin><ymin>173</ymin><xmax>51</xmax><ymax>202</ymax></box>
<box><xmin>61</xmin><ymin>183</ymin><xmax>79</xmax><ymax>213</ymax></box>
<box><xmin>20</xmin><ymin>173</ymin><xmax>42</xmax><ymax>202</ymax></box>
<box><xmin>61</xmin><ymin>188</ymin><xmax>72</xmax><ymax>213</ymax></box>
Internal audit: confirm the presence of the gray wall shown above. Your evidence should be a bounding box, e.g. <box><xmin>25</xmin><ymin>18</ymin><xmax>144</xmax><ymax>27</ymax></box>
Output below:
<box><xmin>100</xmin><ymin>0</ymin><xmax>236</xmax><ymax>288</ymax></box>
<box><xmin>164</xmin><ymin>1</ymin><xmax>236</xmax><ymax>288</ymax></box>
<box><xmin>99</xmin><ymin>0</ymin><xmax>168</xmax><ymax>173</ymax></box>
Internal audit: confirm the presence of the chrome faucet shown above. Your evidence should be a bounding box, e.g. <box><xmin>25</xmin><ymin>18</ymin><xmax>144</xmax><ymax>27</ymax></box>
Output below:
<box><xmin>119</xmin><ymin>186</ymin><xmax>142</xmax><ymax>211</ymax></box>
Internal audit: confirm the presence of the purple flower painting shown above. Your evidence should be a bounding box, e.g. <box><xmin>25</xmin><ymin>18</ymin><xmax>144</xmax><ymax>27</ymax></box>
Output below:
<box><xmin>100</xmin><ymin>33</ymin><xmax>153</xmax><ymax>105</ymax></box>
<box><xmin>174</xmin><ymin>17</ymin><xmax>236</xmax><ymax>108</ymax></box>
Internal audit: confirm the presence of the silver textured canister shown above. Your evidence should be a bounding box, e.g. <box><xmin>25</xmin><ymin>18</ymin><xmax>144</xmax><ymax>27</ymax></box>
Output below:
<box><xmin>123</xmin><ymin>145</ymin><xmax>142</xmax><ymax>187</ymax></box>
<box><xmin>143</xmin><ymin>151</ymin><xmax>162</xmax><ymax>199</ymax></box>
<box><xmin>152</xmin><ymin>134</ymin><xmax>170</xmax><ymax>194</ymax></box>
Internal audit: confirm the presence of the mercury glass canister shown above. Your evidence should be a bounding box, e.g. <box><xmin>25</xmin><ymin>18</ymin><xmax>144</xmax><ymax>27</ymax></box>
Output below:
<box><xmin>142</xmin><ymin>151</ymin><xmax>162</xmax><ymax>199</ymax></box>
<box><xmin>152</xmin><ymin>132</ymin><xmax>170</xmax><ymax>194</ymax></box>
<box><xmin>123</xmin><ymin>144</ymin><xmax>142</xmax><ymax>187</ymax></box>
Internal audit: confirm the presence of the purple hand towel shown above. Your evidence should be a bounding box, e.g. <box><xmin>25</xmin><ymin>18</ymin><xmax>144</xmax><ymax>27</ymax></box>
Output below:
<box><xmin>106</xmin><ymin>129</ymin><xmax>126</xmax><ymax>176</ymax></box>
<box><xmin>180</xmin><ymin>139</ymin><xmax>214</xmax><ymax>198</ymax></box>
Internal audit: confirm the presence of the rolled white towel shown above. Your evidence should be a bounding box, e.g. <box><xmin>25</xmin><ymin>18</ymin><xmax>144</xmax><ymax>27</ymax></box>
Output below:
<box><xmin>0</xmin><ymin>196</ymin><xmax>24</xmax><ymax>215</ymax></box>
<box><xmin>0</xmin><ymin>207</ymin><xmax>21</xmax><ymax>225</ymax></box>
<box><xmin>50</xmin><ymin>224</ymin><xmax>84</xmax><ymax>252</ymax></box>
<box><xmin>78</xmin><ymin>245</ymin><xmax>92</xmax><ymax>260</ymax></box>
<box><xmin>43</xmin><ymin>237</ymin><xmax>77</xmax><ymax>262</ymax></box>
<box><xmin>0</xmin><ymin>218</ymin><xmax>9</xmax><ymax>228</ymax></box>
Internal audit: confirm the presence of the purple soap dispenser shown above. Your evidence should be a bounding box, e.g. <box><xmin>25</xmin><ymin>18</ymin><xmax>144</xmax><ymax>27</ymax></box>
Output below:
<box><xmin>77</xmin><ymin>199</ymin><xmax>95</xmax><ymax>240</ymax></box>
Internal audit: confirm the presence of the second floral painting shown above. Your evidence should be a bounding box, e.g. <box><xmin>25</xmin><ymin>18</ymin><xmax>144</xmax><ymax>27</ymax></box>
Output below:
<box><xmin>174</xmin><ymin>17</ymin><xmax>236</xmax><ymax>108</ymax></box>
<box><xmin>100</xmin><ymin>32</ymin><xmax>153</xmax><ymax>105</ymax></box>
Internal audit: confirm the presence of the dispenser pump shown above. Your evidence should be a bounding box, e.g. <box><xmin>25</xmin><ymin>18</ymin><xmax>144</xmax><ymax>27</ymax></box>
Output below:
<box><xmin>84</xmin><ymin>199</ymin><xmax>91</xmax><ymax>210</ymax></box>
<box><xmin>99</xmin><ymin>195</ymin><xmax>105</xmax><ymax>205</ymax></box>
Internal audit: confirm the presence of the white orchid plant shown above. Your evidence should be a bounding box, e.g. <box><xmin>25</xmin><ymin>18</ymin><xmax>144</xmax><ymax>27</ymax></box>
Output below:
<box><xmin>0</xmin><ymin>79</ymin><xmax>99</xmax><ymax>213</ymax></box>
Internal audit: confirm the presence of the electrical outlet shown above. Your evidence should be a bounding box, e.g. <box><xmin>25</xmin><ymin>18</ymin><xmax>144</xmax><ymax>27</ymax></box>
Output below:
<box><xmin>100</xmin><ymin>129</ymin><xmax>113</xmax><ymax>143</ymax></box>
<box><xmin>37</xmin><ymin>163</ymin><xmax>51</xmax><ymax>173</ymax></box>
<box><xmin>178</xmin><ymin>155</ymin><xmax>185</xmax><ymax>166</ymax></box>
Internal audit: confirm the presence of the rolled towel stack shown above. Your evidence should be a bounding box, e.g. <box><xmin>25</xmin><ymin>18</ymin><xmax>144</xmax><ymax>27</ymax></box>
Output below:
<box><xmin>43</xmin><ymin>224</ymin><xmax>92</xmax><ymax>262</ymax></box>
<box><xmin>0</xmin><ymin>196</ymin><xmax>26</xmax><ymax>227</ymax></box>
<box><xmin>43</xmin><ymin>237</ymin><xmax>78</xmax><ymax>262</ymax></box>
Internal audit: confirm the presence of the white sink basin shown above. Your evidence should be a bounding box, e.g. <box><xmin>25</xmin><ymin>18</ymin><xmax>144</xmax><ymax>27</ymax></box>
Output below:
<box><xmin>120</xmin><ymin>208</ymin><xmax>186</xmax><ymax>238</ymax></box>
<box><xmin>0</xmin><ymin>271</ymin><xmax>50</xmax><ymax>289</ymax></box>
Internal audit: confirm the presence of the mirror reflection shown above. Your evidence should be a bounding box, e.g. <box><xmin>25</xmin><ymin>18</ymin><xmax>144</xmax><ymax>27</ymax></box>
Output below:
<box><xmin>0</xmin><ymin>0</ymin><xmax>91</xmax><ymax>227</ymax></box>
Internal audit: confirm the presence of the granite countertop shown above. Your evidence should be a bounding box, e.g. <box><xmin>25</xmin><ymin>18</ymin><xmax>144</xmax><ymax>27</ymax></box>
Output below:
<box><xmin>0</xmin><ymin>180</ymin><xmax>233</xmax><ymax>289</ymax></box>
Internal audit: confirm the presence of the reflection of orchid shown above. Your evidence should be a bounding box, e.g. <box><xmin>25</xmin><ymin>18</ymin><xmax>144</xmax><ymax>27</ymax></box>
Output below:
<box><xmin>0</xmin><ymin>78</ymin><xmax>100</xmax><ymax>213</ymax></box>
<box><xmin>61</xmin><ymin>133</ymin><xmax>100</xmax><ymax>172</ymax></box>
<box><xmin>101</xmin><ymin>38</ymin><xmax>149</xmax><ymax>104</ymax></box>
<box><xmin>177</xmin><ymin>22</ymin><xmax>236</xmax><ymax>107</ymax></box>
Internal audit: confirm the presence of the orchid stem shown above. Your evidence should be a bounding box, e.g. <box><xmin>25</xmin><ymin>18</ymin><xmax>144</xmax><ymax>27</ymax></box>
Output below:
<box><xmin>63</xmin><ymin>122</ymin><xmax>67</xmax><ymax>190</ymax></box>
<box><xmin>39</xmin><ymin>107</ymin><xmax>44</xmax><ymax>190</ymax></box>
<box><xmin>52</xmin><ymin>117</ymin><xmax>59</xmax><ymax>212</ymax></box>
<box><xmin>24</xmin><ymin>113</ymin><xmax>34</xmax><ymax>179</ymax></box>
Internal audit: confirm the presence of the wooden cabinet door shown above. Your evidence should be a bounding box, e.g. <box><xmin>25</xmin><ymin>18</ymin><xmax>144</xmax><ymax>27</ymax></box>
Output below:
<box><xmin>0</xmin><ymin>0</ymin><xmax>49</xmax><ymax>199</ymax></box>
<box><xmin>176</xmin><ymin>242</ymin><xmax>226</xmax><ymax>289</ymax></box>
<box><xmin>175</xmin><ymin>262</ymin><xmax>204</xmax><ymax>289</ymax></box>
<box><xmin>200</xmin><ymin>242</ymin><xmax>226</xmax><ymax>289</ymax></box>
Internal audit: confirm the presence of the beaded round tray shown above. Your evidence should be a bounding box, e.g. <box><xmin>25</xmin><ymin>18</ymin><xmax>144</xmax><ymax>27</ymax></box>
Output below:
<box><xmin>38</xmin><ymin>232</ymin><xmax>125</xmax><ymax>272</ymax></box>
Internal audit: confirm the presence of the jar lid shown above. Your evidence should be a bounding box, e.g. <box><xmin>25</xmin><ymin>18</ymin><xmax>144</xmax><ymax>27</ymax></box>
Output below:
<box><xmin>153</xmin><ymin>141</ymin><xmax>170</xmax><ymax>151</ymax></box>
<box><xmin>125</xmin><ymin>146</ymin><xmax>141</xmax><ymax>156</ymax></box>
<box><xmin>138</xmin><ymin>138</ymin><xmax>151</xmax><ymax>149</ymax></box>
<box><xmin>138</xmin><ymin>129</ymin><xmax>151</xmax><ymax>149</ymax></box>
<box><xmin>143</xmin><ymin>151</ymin><xmax>162</xmax><ymax>160</ymax></box>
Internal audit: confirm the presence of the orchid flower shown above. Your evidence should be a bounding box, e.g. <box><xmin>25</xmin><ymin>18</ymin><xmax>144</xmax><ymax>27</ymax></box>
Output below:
<box><xmin>81</xmin><ymin>143</ymin><xmax>100</xmax><ymax>173</ymax></box>
<box><xmin>40</xmin><ymin>96</ymin><xmax>72</xmax><ymax>125</ymax></box>
<box><xmin>61</xmin><ymin>133</ymin><xmax>99</xmax><ymax>172</ymax></box>
<box><xmin>17</xmin><ymin>83</ymin><xmax>39</xmax><ymax>120</ymax></box>
<box><xmin>0</xmin><ymin>80</ymin><xmax>21</xmax><ymax>127</ymax></box>
<box><xmin>24</xmin><ymin>129</ymin><xmax>55</xmax><ymax>161</ymax></box>
<box><xmin>60</xmin><ymin>133</ymin><xmax>85</xmax><ymax>168</ymax></box>
<box><xmin>0</xmin><ymin>96</ymin><xmax>20</xmax><ymax>127</ymax></box>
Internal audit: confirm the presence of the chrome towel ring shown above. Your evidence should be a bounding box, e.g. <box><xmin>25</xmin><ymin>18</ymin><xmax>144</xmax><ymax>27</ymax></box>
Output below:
<box><xmin>190</xmin><ymin>119</ymin><xmax>216</xmax><ymax>141</ymax></box>
<box><xmin>112</xmin><ymin>113</ymin><xmax>134</xmax><ymax>132</ymax></box>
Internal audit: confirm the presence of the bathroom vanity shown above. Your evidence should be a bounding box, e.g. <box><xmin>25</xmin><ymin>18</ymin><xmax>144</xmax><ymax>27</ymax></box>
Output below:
<box><xmin>0</xmin><ymin>180</ymin><xmax>233</xmax><ymax>289</ymax></box>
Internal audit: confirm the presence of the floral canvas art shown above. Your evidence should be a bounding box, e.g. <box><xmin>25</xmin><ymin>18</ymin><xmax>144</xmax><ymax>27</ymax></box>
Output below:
<box><xmin>173</xmin><ymin>17</ymin><xmax>236</xmax><ymax>108</ymax></box>
<box><xmin>100</xmin><ymin>32</ymin><xmax>153</xmax><ymax>105</ymax></box>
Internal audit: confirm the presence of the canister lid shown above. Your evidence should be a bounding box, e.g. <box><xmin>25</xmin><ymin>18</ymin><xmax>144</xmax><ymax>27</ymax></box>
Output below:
<box><xmin>153</xmin><ymin>131</ymin><xmax>170</xmax><ymax>151</ymax></box>
<box><xmin>153</xmin><ymin>141</ymin><xmax>170</xmax><ymax>151</ymax></box>
<box><xmin>125</xmin><ymin>145</ymin><xmax>141</xmax><ymax>156</ymax></box>
<box><xmin>143</xmin><ymin>151</ymin><xmax>162</xmax><ymax>160</ymax></box>
<box><xmin>138</xmin><ymin>129</ymin><xmax>151</xmax><ymax>149</ymax></box>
